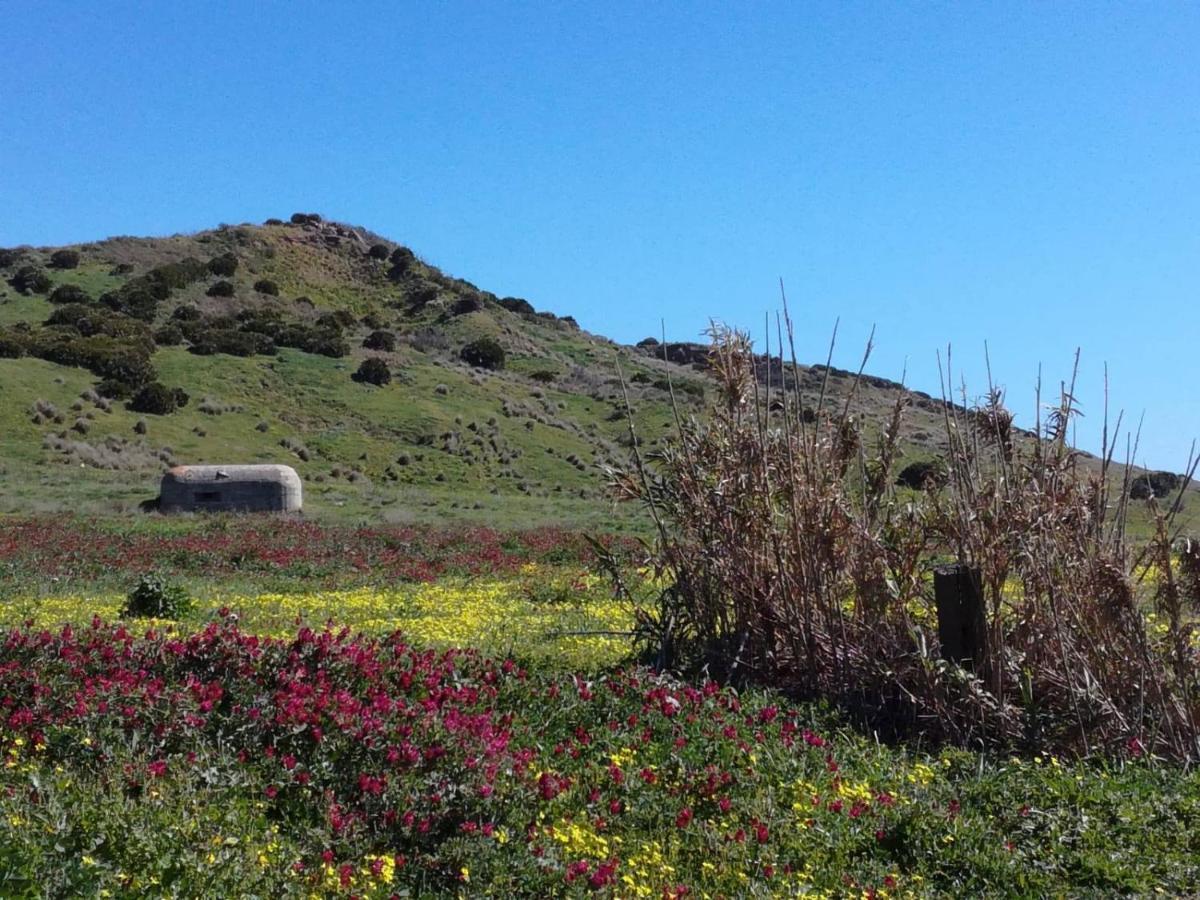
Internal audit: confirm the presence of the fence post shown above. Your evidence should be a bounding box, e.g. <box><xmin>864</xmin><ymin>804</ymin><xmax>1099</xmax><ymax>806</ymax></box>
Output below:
<box><xmin>934</xmin><ymin>564</ymin><xmax>988</xmax><ymax>669</ymax></box>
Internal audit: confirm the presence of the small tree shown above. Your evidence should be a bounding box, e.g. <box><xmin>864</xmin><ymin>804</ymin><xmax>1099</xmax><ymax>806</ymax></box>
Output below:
<box><xmin>127</xmin><ymin>382</ymin><xmax>189</xmax><ymax>415</ymax></box>
<box><xmin>206</xmin><ymin>280</ymin><xmax>235</xmax><ymax>298</ymax></box>
<box><xmin>362</xmin><ymin>330</ymin><xmax>396</xmax><ymax>352</ymax></box>
<box><xmin>49</xmin><ymin>249</ymin><xmax>81</xmax><ymax>269</ymax></box>
<box><xmin>368</xmin><ymin>243</ymin><xmax>390</xmax><ymax>261</ymax></box>
<box><xmin>253</xmin><ymin>279</ymin><xmax>279</xmax><ymax>296</ymax></box>
<box><xmin>460</xmin><ymin>337</ymin><xmax>505</xmax><ymax>370</ymax></box>
<box><xmin>207</xmin><ymin>253</ymin><xmax>239</xmax><ymax>277</ymax></box>
<box><xmin>48</xmin><ymin>284</ymin><xmax>92</xmax><ymax>305</ymax></box>
<box><xmin>352</xmin><ymin>357</ymin><xmax>391</xmax><ymax>386</ymax></box>
<box><xmin>9</xmin><ymin>266</ymin><xmax>51</xmax><ymax>295</ymax></box>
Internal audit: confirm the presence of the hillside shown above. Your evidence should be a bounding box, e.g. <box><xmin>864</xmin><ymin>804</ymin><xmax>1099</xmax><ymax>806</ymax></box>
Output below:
<box><xmin>0</xmin><ymin>214</ymin><xmax>1189</xmax><ymax>527</ymax></box>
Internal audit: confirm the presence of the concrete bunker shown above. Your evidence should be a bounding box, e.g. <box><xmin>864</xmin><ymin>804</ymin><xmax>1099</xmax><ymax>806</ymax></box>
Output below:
<box><xmin>159</xmin><ymin>464</ymin><xmax>302</xmax><ymax>514</ymax></box>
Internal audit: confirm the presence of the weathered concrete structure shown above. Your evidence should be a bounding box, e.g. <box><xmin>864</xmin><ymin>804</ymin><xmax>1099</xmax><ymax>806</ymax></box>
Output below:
<box><xmin>159</xmin><ymin>464</ymin><xmax>302</xmax><ymax>514</ymax></box>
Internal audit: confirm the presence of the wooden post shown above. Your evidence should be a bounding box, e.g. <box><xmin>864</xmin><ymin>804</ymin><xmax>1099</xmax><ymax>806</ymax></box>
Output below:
<box><xmin>934</xmin><ymin>564</ymin><xmax>988</xmax><ymax>669</ymax></box>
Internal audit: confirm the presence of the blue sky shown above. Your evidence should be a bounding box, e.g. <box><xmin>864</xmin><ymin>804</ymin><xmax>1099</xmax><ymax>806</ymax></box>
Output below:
<box><xmin>4</xmin><ymin>2</ymin><xmax>1198</xmax><ymax>468</ymax></box>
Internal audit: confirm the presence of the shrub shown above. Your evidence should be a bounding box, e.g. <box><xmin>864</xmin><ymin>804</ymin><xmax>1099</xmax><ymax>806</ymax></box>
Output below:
<box><xmin>253</xmin><ymin>279</ymin><xmax>279</xmax><ymax>296</ymax></box>
<box><xmin>352</xmin><ymin>357</ymin><xmax>391</xmax><ymax>386</ymax></box>
<box><xmin>290</xmin><ymin>212</ymin><xmax>322</xmax><ymax>225</ymax></box>
<box><xmin>99</xmin><ymin>282</ymin><xmax>161</xmax><ymax>321</ymax></box>
<box><xmin>146</xmin><ymin>258</ymin><xmax>208</xmax><ymax>292</ymax></box>
<box><xmin>0</xmin><ymin>248</ymin><xmax>21</xmax><ymax>269</ymax></box>
<box><xmin>450</xmin><ymin>296</ymin><xmax>482</xmax><ymax>316</ymax></box>
<box><xmin>275</xmin><ymin>324</ymin><xmax>348</xmax><ymax>358</ymax></box>
<box><xmin>896</xmin><ymin>459</ymin><xmax>947</xmax><ymax>490</ymax></box>
<box><xmin>368</xmin><ymin>243</ymin><xmax>390</xmax><ymax>260</ymax></box>
<box><xmin>153</xmin><ymin>324</ymin><xmax>184</xmax><ymax>346</ymax></box>
<box><xmin>121</xmin><ymin>574</ymin><xmax>193</xmax><ymax>619</ymax></box>
<box><xmin>48</xmin><ymin>284</ymin><xmax>91</xmax><ymax>305</ymax></box>
<box><xmin>127</xmin><ymin>382</ymin><xmax>189</xmax><ymax>415</ymax></box>
<box><xmin>171</xmin><ymin>304</ymin><xmax>201</xmax><ymax>321</ymax></box>
<box><xmin>207</xmin><ymin>253</ymin><xmax>239</xmax><ymax>277</ymax></box>
<box><xmin>460</xmin><ymin>337</ymin><xmax>505</xmax><ymax>370</ymax></box>
<box><xmin>96</xmin><ymin>378</ymin><xmax>134</xmax><ymax>400</ymax></box>
<box><xmin>499</xmin><ymin>297</ymin><xmax>535</xmax><ymax>315</ymax></box>
<box><xmin>530</xmin><ymin>369</ymin><xmax>557</xmax><ymax>383</ymax></box>
<box><xmin>49</xmin><ymin>249</ymin><xmax>81</xmax><ymax>269</ymax></box>
<box><xmin>9</xmin><ymin>265</ymin><xmax>51</xmax><ymax>295</ymax></box>
<box><xmin>318</xmin><ymin>309</ymin><xmax>356</xmax><ymax>330</ymax></box>
<box><xmin>206</xmin><ymin>280</ymin><xmax>235</xmax><ymax>298</ymax></box>
<box><xmin>362</xmin><ymin>329</ymin><xmax>396</xmax><ymax>352</ymax></box>
<box><xmin>188</xmin><ymin>329</ymin><xmax>274</xmax><ymax>357</ymax></box>
<box><xmin>1130</xmin><ymin>470</ymin><xmax>1181</xmax><ymax>500</ymax></box>
<box><xmin>0</xmin><ymin>328</ymin><xmax>27</xmax><ymax>358</ymax></box>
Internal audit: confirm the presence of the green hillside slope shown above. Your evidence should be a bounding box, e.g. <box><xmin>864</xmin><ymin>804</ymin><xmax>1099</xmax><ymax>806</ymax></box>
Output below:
<box><xmin>0</xmin><ymin>214</ymin><xmax>1190</xmax><ymax>529</ymax></box>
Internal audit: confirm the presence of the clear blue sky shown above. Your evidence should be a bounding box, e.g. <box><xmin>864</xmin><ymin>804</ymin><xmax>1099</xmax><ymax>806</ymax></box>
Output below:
<box><xmin>4</xmin><ymin>2</ymin><xmax>1198</xmax><ymax>469</ymax></box>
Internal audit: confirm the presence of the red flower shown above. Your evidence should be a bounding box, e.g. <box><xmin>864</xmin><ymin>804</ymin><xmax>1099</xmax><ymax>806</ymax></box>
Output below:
<box><xmin>147</xmin><ymin>759</ymin><xmax>167</xmax><ymax>778</ymax></box>
<box><xmin>675</xmin><ymin>807</ymin><xmax>693</xmax><ymax>829</ymax></box>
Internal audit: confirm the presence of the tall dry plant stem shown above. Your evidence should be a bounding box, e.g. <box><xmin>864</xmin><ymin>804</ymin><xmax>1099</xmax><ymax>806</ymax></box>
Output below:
<box><xmin>608</xmin><ymin>307</ymin><xmax>1200</xmax><ymax>759</ymax></box>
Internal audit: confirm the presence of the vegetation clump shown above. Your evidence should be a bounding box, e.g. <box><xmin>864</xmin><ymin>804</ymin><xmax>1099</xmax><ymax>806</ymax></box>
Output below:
<box><xmin>49</xmin><ymin>249</ymin><xmax>81</xmax><ymax>269</ymax></box>
<box><xmin>9</xmin><ymin>265</ymin><xmax>51</xmax><ymax>295</ymax></box>
<box><xmin>362</xmin><ymin>329</ymin><xmax>396</xmax><ymax>352</ymax></box>
<box><xmin>120</xmin><ymin>573</ymin><xmax>192</xmax><ymax>619</ymax></box>
<box><xmin>206</xmin><ymin>280</ymin><xmax>235</xmax><ymax>298</ymax></box>
<box><xmin>253</xmin><ymin>278</ymin><xmax>279</xmax><ymax>296</ymax></box>
<box><xmin>460</xmin><ymin>337</ymin><xmax>506</xmax><ymax>370</ymax></box>
<box><xmin>352</xmin><ymin>357</ymin><xmax>391</xmax><ymax>386</ymax></box>
<box><xmin>608</xmin><ymin>324</ymin><xmax>1200</xmax><ymax>761</ymax></box>
<box><xmin>206</xmin><ymin>252</ymin><xmax>238</xmax><ymax>277</ymax></box>
<box><xmin>127</xmin><ymin>382</ymin><xmax>189</xmax><ymax>415</ymax></box>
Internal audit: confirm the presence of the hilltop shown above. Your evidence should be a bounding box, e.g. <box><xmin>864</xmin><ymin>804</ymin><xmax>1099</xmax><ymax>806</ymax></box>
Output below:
<box><xmin>0</xmin><ymin>214</ymin><xmax>1187</xmax><ymax>527</ymax></box>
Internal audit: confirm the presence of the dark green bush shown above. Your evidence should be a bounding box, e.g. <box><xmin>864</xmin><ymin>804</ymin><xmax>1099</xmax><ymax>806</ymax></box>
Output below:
<box><xmin>499</xmin><ymin>297</ymin><xmax>535</xmax><ymax>315</ymax></box>
<box><xmin>127</xmin><ymin>382</ymin><xmax>190</xmax><ymax>415</ymax></box>
<box><xmin>48</xmin><ymin>284</ymin><xmax>91</xmax><ymax>305</ymax></box>
<box><xmin>0</xmin><ymin>248</ymin><xmax>21</xmax><ymax>269</ymax></box>
<box><xmin>171</xmin><ymin>304</ymin><xmax>202</xmax><ymax>321</ymax></box>
<box><xmin>153</xmin><ymin>324</ymin><xmax>184</xmax><ymax>346</ymax></box>
<box><xmin>121</xmin><ymin>574</ymin><xmax>193</xmax><ymax>619</ymax></box>
<box><xmin>368</xmin><ymin>243</ymin><xmax>390</xmax><ymax>260</ymax></box>
<box><xmin>530</xmin><ymin>369</ymin><xmax>557</xmax><ymax>383</ymax></box>
<box><xmin>49</xmin><ymin>249</ymin><xmax>81</xmax><ymax>269</ymax></box>
<box><xmin>96</xmin><ymin>378</ymin><xmax>134</xmax><ymax>400</ymax></box>
<box><xmin>352</xmin><ymin>357</ymin><xmax>391</xmax><ymax>386</ymax></box>
<box><xmin>276</xmin><ymin>324</ymin><xmax>347</xmax><ymax>358</ymax></box>
<box><xmin>141</xmin><ymin>258</ymin><xmax>208</xmax><ymax>293</ymax></box>
<box><xmin>9</xmin><ymin>265</ymin><xmax>51</xmax><ymax>295</ymax></box>
<box><xmin>0</xmin><ymin>328</ymin><xmax>27</xmax><ymax>358</ymax></box>
<box><xmin>207</xmin><ymin>253</ymin><xmax>239</xmax><ymax>277</ymax></box>
<box><xmin>44</xmin><ymin>305</ymin><xmax>153</xmax><ymax>343</ymax></box>
<box><xmin>630</xmin><ymin>372</ymin><xmax>653</xmax><ymax>384</ymax></box>
<box><xmin>189</xmin><ymin>329</ymin><xmax>274</xmax><ymax>357</ymax></box>
<box><xmin>317</xmin><ymin>309</ymin><xmax>356</xmax><ymax>330</ymax></box>
<box><xmin>460</xmin><ymin>337</ymin><xmax>506</xmax><ymax>370</ymax></box>
<box><xmin>451</xmin><ymin>296</ymin><xmax>482</xmax><ymax>316</ymax></box>
<box><xmin>362</xmin><ymin>330</ymin><xmax>396</xmax><ymax>352</ymax></box>
<box><xmin>253</xmin><ymin>279</ymin><xmax>279</xmax><ymax>296</ymax></box>
<box><xmin>263</xmin><ymin>218</ymin><xmax>284</xmax><ymax>226</ymax></box>
<box><xmin>235</xmin><ymin>308</ymin><xmax>285</xmax><ymax>336</ymax></box>
<box><xmin>99</xmin><ymin>276</ymin><xmax>170</xmax><ymax>321</ymax></box>
<box><xmin>290</xmin><ymin>212</ymin><xmax>322</xmax><ymax>225</ymax></box>
<box><xmin>206</xmin><ymin>280</ymin><xmax>235</xmax><ymax>298</ymax></box>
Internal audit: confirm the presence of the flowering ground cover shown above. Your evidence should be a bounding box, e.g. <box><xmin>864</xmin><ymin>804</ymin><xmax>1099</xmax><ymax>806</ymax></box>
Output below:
<box><xmin>1</xmin><ymin>517</ymin><xmax>1199</xmax><ymax>896</ymax></box>
<box><xmin>1</xmin><ymin>568</ymin><xmax>631</xmax><ymax>671</ymax></box>
<box><xmin>0</xmin><ymin>516</ymin><xmax>628</xmax><ymax>587</ymax></box>
<box><xmin>1</xmin><ymin>617</ymin><xmax>1197</xmax><ymax>898</ymax></box>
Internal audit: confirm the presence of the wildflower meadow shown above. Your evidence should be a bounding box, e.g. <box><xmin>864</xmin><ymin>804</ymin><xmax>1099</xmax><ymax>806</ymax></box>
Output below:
<box><xmin>1</xmin><ymin>517</ymin><xmax>1198</xmax><ymax>896</ymax></box>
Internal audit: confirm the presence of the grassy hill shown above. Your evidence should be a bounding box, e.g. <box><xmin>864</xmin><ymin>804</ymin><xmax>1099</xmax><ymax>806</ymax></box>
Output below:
<box><xmin>0</xmin><ymin>214</ymin><xmax>1190</xmax><ymax>529</ymax></box>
